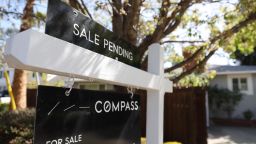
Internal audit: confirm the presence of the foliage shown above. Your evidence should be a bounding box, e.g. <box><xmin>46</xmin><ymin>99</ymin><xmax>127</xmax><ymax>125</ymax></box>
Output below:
<box><xmin>243</xmin><ymin>110</ymin><xmax>254</xmax><ymax>120</ymax></box>
<box><xmin>27</xmin><ymin>72</ymin><xmax>65</xmax><ymax>89</ymax></box>
<box><xmin>208</xmin><ymin>86</ymin><xmax>242</xmax><ymax>119</ymax></box>
<box><xmin>0</xmin><ymin>103</ymin><xmax>9</xmax><ymax>114</ymax></box>
<box><xmin>1</xmin><ymin>0</ymin><xmax>256</xmax><ymax>88</ymax></box>
<box><xmin>70</xmin><ymin>0</ymin><xmax>256</xmax><ymax>84</ymax></box>
<box><xmin>141</xmin><ymin>137</ymin><xmax>182</xmax><ymax>144</ymax></box>
<box><xmin>222</xmin><ymin>1</ymin><xmax>256</xmax><ymax>64</ymax></box>
<box><xmin>229</xmin><ymin>22</ymin><xmax>256</xmax><ymax>65</ymax></box>
<box><xmin>232</xmin><ymin>47</ymin><xmax>256</xmax><ymax>65</ymax></box>
<box><xmin>172</xmin><ymin>70</ymin><xmax>216</xmax><ymax>87</ymax></box>
<box><xmin>0</xmin><ymin>109</ymin><xmax>35</xmax><ymax>144</ymax></box>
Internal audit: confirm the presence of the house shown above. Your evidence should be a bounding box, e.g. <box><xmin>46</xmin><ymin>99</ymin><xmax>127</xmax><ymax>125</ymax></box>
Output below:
<box><xmin>0</xmin><ymin>67</ymin><xmax>113</xmax><ymax>95</ymax></box>
<box><xmin>0</xmin><ymin>68</ymin><xmax>67</xmax><ymax>103</ymax></box>
<box><xmin>209</xmin><ymin>65</ymin><xmax>256</xmax><ymax>119</ymax></box>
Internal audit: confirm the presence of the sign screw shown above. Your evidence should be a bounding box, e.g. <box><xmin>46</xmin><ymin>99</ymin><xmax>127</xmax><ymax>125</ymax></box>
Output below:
<box><xmin>73</xmin><ymin>10</ymin><xmax>78</xmax><ymax>17</ymax></box>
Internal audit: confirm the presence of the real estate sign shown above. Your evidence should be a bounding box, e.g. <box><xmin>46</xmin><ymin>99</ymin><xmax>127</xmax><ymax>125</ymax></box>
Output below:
<box><xmin>34</xmin><ymin>86</ymin><xmax>141</xmax><ymax>144</ymax></box>
<box><xmin>45</xmin><ymin>0</ymin><xmax>140</xmax><ymax>68</ymax></box>
<box><xmin>5</xmin><ymin>0</ymin><xmax>172</xmax><ymax>144</ymax></box>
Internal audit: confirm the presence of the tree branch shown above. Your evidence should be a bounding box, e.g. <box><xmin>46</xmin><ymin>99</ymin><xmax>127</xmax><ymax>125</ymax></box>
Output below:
<box><xmin>163</xmin><ymin>0</ymin><xmax>192</xmax><ymax>35</ymax></box>
<box><xmin>210</xmin><ymin>12</ymin><xmax>256</xmax><ymax>44</ymax></box>
<box><xmin>20</xmin><ymin>0</ymin><xmax>35</xmax><ymax>31</ymax></box>
<box><xmin>161</xmin><ymin>40</ymin><xmax>206</xmax><ymax>44</ymax></box>
<box><xmin>138</xmin><ymin>0</ymin><xmax>193</xmax><ymax>60</ymax></box>
<box><xmin>80</xmin><ymin>0</ymin><xmax>93</xmax><ymax>19</ymax></box>
<box><xmin>0</xmin><ymin>9</ymin><xmax>45</xmax><ymax>22</ymax></box>
<box><xmin>68</xmin><ymin>0</ymin><xmax>87</xmax><ymax>15</ymax></box>
<box><xmin>108</xmin><ymin>0</ymin><xmax>120</xmax><ymax>14</ymax></box>
<box><xmin>122</xmin><ymin>0</ymin><xmax>143</xmax><ymax>44</ymax></box>
<box><xmin>165</xmin><ymin>11</ymin><xmax>256</xmax><ymax>74</ymax></box>
<box><xmin>165</xmin><ymin>45</ymin><xmax>206</xmax><ymax>72</ymax></box>
<box><xmin>171</xmin><ymin>48</ymin><xmax>217</xmax><ymax>83</ymax></box>
<box><xmin>138</xmin><ymin>0</ymin><xmax>172</xmax><ymax>59</ymax></box>
<box><xmin>111</xmin><ymin>0</ymin><xmax>123</xmax><ymax>37</ymax></box>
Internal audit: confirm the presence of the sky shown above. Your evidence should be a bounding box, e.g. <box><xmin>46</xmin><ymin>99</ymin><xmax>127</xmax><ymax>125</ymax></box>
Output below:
<box><xmin>0</xmin><ymin>0</ymin><xmax>239</xmax><ymax>67</ymax></box>
<box><xmin>163</xmin><ymin>0</ymin><xmax>239</xmax><ymax>67</ymax></box>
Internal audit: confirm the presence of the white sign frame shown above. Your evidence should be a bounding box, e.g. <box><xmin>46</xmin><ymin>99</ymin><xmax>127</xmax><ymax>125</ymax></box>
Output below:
<box><xmin>4</xmin><ymin>29</ymin><xmax>173</xmax><ymax>144</ymax></box>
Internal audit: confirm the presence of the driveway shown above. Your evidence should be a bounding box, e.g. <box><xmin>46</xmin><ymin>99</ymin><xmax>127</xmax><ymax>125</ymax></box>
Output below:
<box><xmin>208</xmin><ymin>125</ymin><xmax>256</xmax><ymax>144</ymax></box>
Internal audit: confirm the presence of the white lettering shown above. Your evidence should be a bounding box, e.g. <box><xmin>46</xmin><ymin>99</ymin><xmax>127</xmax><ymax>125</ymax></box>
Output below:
<box><xmin>108</xmin><ymin>41</ymin><xmax>114</xmax><ymax>52</ymax></box>
<box><xmin>79</xmin><ymin>28</ymin><xmax>88</xmax><ymax>39</ymax></box>
<box><xmin>95</xmin><ymin>100</ymin><xmax>139</xmax><ymax>113</ymax></box>
<box><xmin>95</xmin><ymin>101</ymin><xmax>102</xmax><ymax>113</ymax></box>
<box><xmin>135</xmin><ymin>101</ymin><xmax>139</xmax><ymax>110</ymax></box>
<box><xmin>73</xmin><ymin>24</ymin><xmax>80</xmax><ymax>36</ymax></box>
<box><xmin>45</xmin><ymin>139</ymin><xmax>62</xmax><ymax>144</ymax></box>
<box><xmin>104</xmin><ymin>101</ymin><xmax>111</xmax><ymax>112</ymax></box>
<box><xmin>104</xmin><ymin>39</ymin><xmax>134</xmax><ymax>61</ymax></box>
<box><xmin>65</xmin><ymin>134</ymin><xmax>82</xmax><ymax>144</ymax></box>
<box><xmin>121</xmin><ymin>101</ymin><xmax>126</xmax><ymax>110</ymax></box>
<box><xmin>78</xmin><ymin>135</ymin><xmax>82</xmax><ymax>142</ymax></box>
<box><xmin>125</xmin><ymin>101</ymin><xmax>130</xmax><ymax>111</ymax></box>
<box><xmin>73</xmin><ymin>23</ymin><xmax>101</xmax><ymax>46</ymax></box>
<box><xmin>95</xmin><ymin>34</ymin><xmax>100</xmax><ymax>46</ymax></box>
<box><xmin>104</xmin><ymin>39</ymin><xmax>108</xmax><ymax>48</ymax></box>
<box><xmin>88</xmin><ymin>30</ymin><xmax>93</xmax><ymax>43</ymax></box>
<box><xmin>130</xmin><ymin>52</ymin><xmax>133</xmax><ymax>61</ymax></box>
<box><xmin>131</xmin><ymin>101</ymin><xmax>135</xmax><ymax>110</ymax></box>
<box><xmin>73</xmin><ymin>24</ymin><xmax>134</xmax><ymax>61</ymax></box>
<box><xmin>112</xmin><ymin>101</ymin><xmax>119</xmax><ymax>112</ymax></box>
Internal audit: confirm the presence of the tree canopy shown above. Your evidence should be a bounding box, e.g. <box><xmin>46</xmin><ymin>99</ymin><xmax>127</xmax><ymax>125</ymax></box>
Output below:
<box><xmin>1</xmin><ymin>0</ymin><xmax>256</xmax><ymax>87</ymax></box>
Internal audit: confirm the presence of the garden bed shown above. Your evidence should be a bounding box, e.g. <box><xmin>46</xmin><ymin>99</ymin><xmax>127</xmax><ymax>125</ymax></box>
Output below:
<box><xmin>212</xmin><ymin>118</ymin><xmax>256</xmax><ymax>127</ymax></box>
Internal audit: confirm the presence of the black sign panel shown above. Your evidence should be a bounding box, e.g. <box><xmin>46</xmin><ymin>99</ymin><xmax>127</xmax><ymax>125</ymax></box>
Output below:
<box><xmin>45</xmin><ymin>0</ymin><xmax>140</xmax><ymax>68</ymax></box>
<box><xmin>34</xmin><ymin>86</ymin><xmax>141</xmax><ymax>144</ymax></box>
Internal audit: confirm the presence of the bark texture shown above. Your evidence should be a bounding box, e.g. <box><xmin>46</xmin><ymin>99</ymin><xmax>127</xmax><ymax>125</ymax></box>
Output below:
<box><xmin>12</xmin><ymin>0</ymin><xmax>35</xmax><ymax>109</ymax></box>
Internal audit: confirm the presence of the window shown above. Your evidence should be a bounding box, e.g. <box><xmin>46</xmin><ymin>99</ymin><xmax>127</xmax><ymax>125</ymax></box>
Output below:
<box><xmin>232</xmin><ymin>78</ymin><xmax>239</xmax><ymax>91</ymax></box>
<box><xmin>78</xmin><ymin>83</ymin><xmax>114</xmax><ymax>91</ymax></box>
<box><xmin>240</xmin><ymin>78</ymin><xmax>248</xmax><ymax>91</ymax></box>
<box><xmin>79</xmin><ymin>83</ymin><xmax>99</xmax><ymax>90</ymax></box>
<box><xmin>232</xmin><ymin>78</ymin><xmax>248</xmax><ymax>91</ymax></box>
<box><xmin>32</xmin><ymin>72</ymin><xmax>36</xmax><ymax>78</ymax></box>
<box><xmin>79</xmin><ymin>85</ymin><xmax>85</xmax><ymax>89</ymax></box>
<box><xmin>99</xmin><ymin>85</ymin><xmax>105</xmax><ymax>90</ymax></box>
<box><xmin>228</xmin><ymin>74</ymin><xmax>253</xmax><ymax>95</ymax></box>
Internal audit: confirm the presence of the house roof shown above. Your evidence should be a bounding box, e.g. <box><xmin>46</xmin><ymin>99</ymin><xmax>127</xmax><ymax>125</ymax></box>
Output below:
<box><xmin>209</xmin><ymin>65</ymin><xmax>256</xmax><ymax>75</ymax></box>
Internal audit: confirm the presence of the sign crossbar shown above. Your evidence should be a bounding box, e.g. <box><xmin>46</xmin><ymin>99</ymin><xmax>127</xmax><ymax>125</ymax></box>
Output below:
<box><xmin>4</xmin><ymin>29</ymin><xmax>172</xmax><ymax>93</ymax></box>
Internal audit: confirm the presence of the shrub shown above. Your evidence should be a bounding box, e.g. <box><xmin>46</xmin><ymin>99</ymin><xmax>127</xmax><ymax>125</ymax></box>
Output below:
<box><xmin>0</xmin><ymin>103</ymin><xmax>9</xmax><ymax>114</ymax></box>
<box><xmin>208</xmin><ymin>86</ymin><xmax>242</xmax><ymax>118</ymax></box>
<box><xmin>243</xmin><ymin>110</ymin><xmax>254</xmax><ymax>120</ymax></box>
<box><xmin>0</xmin><ymin>108</ymin><xmax>35</xmax><ymax>144</ymax></box>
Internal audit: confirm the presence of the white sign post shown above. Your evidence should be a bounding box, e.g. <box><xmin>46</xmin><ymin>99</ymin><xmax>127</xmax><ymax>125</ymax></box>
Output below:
<box><xmin>147</xmin><ymin>43</ymin><xmax>165</xmax><ymax>144</ymax></box>
<box><xmin>4</xmin><ymin>29</ymin><xmax>172</xmax><ymax>144</ymax></box>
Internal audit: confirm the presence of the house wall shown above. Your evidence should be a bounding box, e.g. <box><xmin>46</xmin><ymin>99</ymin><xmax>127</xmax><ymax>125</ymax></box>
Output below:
<box><xmin>209</xmin><ymin>74</ymin><xmax>256</xmax><ymax>119</ymax></box>
<box><xmin>233</xmin><ymin>74</ymin><xmax>256</xmax><ymax>119</ymax></box>
<box><xmin>209</xmin><ymin>75</ymin><xmax>228</xmax><ymax>118</ymax></box>
<box><xmin>209</xmin><ymin>75</ymin><xmax>228</xmax><ymax>88</ymax></box>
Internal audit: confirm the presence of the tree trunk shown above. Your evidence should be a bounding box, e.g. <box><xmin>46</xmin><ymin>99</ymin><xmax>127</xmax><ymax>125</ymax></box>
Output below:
<box><xmin>12</xmin><ymin>0</ymin><xmax>35</xmax><ymax>109</ymax></box>
<box><xmin>12</xmin><ymin>69</ymin><xmax>27</xmax><ymax>109</ymax></box>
